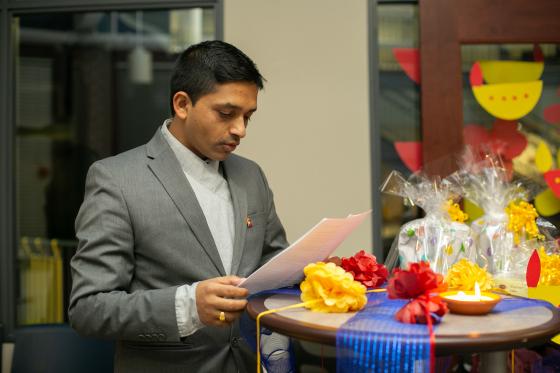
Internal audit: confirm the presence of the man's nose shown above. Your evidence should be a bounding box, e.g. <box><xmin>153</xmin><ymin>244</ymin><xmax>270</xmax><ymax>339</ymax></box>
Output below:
<box><xmin>230</xmin><ymin>117</ymin><xmax>246</xmax><ymax>138</ymax></box>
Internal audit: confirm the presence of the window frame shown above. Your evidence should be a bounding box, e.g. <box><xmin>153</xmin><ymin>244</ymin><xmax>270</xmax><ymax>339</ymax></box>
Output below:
<box><xmin>0</xmin><ymin>0</ymin><xmax>222</xmax><ymax>340</ymax></box>
<box><xmin>419</xmin><ymin>0</ymin><xmax>560</xmax><ymax>176</ymax></box>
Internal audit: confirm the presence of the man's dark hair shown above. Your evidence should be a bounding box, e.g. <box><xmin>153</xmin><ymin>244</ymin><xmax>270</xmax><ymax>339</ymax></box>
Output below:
<box><xmin>169</xmin><ymin>40</ymin><xmax>265</xmax><ymax>115</ymax></box>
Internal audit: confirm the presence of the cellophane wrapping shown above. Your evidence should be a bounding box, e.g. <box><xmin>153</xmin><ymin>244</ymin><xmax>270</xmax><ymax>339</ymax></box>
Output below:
<box><xmin>381</xmin><ymin>171</ymin><xmax>476</xmax><ymax>274</ymax></box>
<box><xmin>448</xmin><ymin>157</ymin><xmax>556</xmax><ymax>289</ymax></box>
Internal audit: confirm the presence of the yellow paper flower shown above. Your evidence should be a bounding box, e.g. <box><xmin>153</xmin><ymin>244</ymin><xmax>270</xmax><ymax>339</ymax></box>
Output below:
<box><xmin>445</xmin><ymin>199</ymin><xmax>469</xmax><ymax>223</ymax></box>
<box><xmin>445</xmin><ymin>258</ymin><xmax>494</xmax><ymax>291</ymax></box>
<box><xmin>300</xmin><ymin>262</ymin><xmax>367</xmax><ymax>313</ymax></box>
<box><xmin>505</xmin><ymin>200</ymin><xmax>544</xmax><ymax>244</ymax></box>
<box><xmin>538</xmin><ymin>247</ymin><xmax>560</xmax><ymax>286</ymax></box>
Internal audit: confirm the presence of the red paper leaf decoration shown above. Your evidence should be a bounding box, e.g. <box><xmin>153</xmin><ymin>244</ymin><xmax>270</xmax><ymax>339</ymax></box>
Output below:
<box><xmin>463</xmin><ymin>120</ymin><xmax>527</xmax><ymax>160</ymax></box>
<box><xmin>533</xmin><ymin>44</ymin><xmax>544</xmax><ymax>62</ymax></box>
<box><xmin>464</xmin><ymin>124</ymin><xmax>490</xmax><ymax>145</ymax></box>
<box><xmin>526</xmin><ymin>249</ymin><xmax>541</xmax><ymax>288</ymax></box>
<box><xmin>491</xmin><ymin>119</ymin><xmax>527</xmax><ymax>160</ymax></box>
<box><xmin>544</xmin><ymin>170</ymin><xmax>560</xmax><ymax>198</ymax></box>
<box><xmin>394</xmin><ymin>142</ymin><xmax>423</xmax><ymax>172</ymax></box>
<box><xmin>393</xmin><ymin>48</ymin><xmax>420</xmax><ymax>84</ymax></box>
<box><xmin>544</xmin><ymin>103</ymin><xmax>560</xmax><ymax>125</ymax></box>
<box><xmin>470</xmin><ymin>62</ymin><xmax>483</xmax><ymax>87</ymax></box>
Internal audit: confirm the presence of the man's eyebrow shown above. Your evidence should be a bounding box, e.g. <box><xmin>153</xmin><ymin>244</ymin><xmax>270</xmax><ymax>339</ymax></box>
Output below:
<box><xmin>216</xmin><ymin>103</ymin><xmax>257</xmax><ymax>112</ymax></box>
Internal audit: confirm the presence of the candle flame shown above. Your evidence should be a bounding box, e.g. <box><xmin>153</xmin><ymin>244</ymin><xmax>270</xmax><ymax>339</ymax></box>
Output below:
<box><xmin>474</xmin><ymin>282</ymin><xmax>481</xmax><ymax>300</ymax></box>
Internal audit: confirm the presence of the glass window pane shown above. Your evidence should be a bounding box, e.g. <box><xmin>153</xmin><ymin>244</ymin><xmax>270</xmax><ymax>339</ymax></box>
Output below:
<box><xmin>14</xmin><ymin>8</ymin><xmax>215</xmax><ymax>326</ymax></box>
<box><xmin>378</xmin><ymin>4</ymin><xmax>421</xmax><ymax>257</ymax></box>
<box><xmin>461</xmin><ymin>44</ymin><xmax>560</xmax><ymax>227</ymax></box>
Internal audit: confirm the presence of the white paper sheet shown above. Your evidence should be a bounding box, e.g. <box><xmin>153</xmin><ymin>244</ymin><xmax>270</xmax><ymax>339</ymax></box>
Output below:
<box><xmin>239</xmin><ymin>210</ymin><xmax>371</xmax><ymax>294</ymax></box>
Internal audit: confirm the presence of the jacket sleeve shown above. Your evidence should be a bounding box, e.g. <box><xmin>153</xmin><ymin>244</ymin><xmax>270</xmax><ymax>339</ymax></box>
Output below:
<box><xmin>256</xmin><ymin>165</ymin><xmax>289</xmax><ymax>266</ymax></box>
<box><xmin>68</xmin><ymin>161</ymin><xmax>181</xmax><ymax>342</ymax></box>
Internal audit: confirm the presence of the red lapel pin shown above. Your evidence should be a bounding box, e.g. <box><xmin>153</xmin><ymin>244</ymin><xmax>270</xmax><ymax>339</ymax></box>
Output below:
<box><xmin>246</xmin><ymin>217</ymin><xmax>253</xmax><ymax>228</ymax></box>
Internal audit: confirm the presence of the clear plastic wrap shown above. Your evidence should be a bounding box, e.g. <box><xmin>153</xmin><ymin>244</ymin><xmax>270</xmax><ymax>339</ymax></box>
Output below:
<box><xmin>491</xmin><ymin>239</ymin><xmax>559</xmax><ymax>296</ymax></box>
<box><xmin>448</xmin><ymin>155</ymin><xmax>556</xmax><ymax>279</ymax></box>
<box><xmin>381</xmin><ymin>171</ymin><xmax>476</xmax><ymax>274</ymax></box>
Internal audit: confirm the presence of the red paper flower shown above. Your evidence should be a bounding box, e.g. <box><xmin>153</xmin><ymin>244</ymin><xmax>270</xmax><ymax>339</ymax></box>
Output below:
<box><xmin>387</xmin><ymin>262</ymin><xmax>447</xmax><ymax>299</ymax></box>
<box><xmin>340</xmin><ymin>250</ymin><xmax>389</xmax><ymax>288</ymax></box>
<box><xmin>387</xmin><ymin>262</ymin><xmax>449</xmax><ymax>324</ymax></box>
<box><xmin>395</xmin><ymin>295</ymin><xmax>448</xmax><ymax>324</ymax></box>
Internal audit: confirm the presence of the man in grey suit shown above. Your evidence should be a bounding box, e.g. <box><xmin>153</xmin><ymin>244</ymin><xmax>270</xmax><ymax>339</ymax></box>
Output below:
<box><xmin>69</xmin><ymin>40</ymin><xmax>288</xmax><ymax>372</ymax></box>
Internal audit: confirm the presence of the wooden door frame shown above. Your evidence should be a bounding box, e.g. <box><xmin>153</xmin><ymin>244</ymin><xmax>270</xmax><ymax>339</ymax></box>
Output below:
<box><xmin>419</xmin><ymin>0</ymin><xmax>560</xmax><ymax>175</ymax></box>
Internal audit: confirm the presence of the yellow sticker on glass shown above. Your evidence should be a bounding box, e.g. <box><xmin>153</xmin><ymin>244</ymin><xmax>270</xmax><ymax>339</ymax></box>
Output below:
<box><xmin>535</xmin><ymin>141</ymin><xmax>553</xmax><ymax>173</ymax></box>
<box><xmin>472</xmin><ymin>81</ymin><xmax>542</xmax><ymax>121</ymax></box>
<box><xmin>479</xmin><ymin>61</ymin><xmax>544</xmax><ymax>84</ymax></box>
<box><xmin>535</xmin><ymin>189</ymin><xmax>560</xmax><ymax>217</ymax></box>
<box><xmin>463</xmin><ymin>198</ymin><xmax>484</xmax><ymax>222</ymax></box>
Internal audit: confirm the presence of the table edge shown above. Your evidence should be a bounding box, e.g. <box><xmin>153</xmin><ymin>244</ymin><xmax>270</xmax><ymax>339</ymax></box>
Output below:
<box><xmin>246</xmin><ymin>294</ymin><xmax>560</xmax><ymax>355</ymax></box>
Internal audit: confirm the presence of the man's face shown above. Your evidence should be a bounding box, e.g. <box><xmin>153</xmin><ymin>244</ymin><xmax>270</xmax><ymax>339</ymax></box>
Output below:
<box><xmin>178</xmin><ymin>82</ymin><xmax>258</xmax><ymax>161</ymax></box>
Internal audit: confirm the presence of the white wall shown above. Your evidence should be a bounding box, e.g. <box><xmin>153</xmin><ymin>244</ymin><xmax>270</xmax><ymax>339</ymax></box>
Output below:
<box><xmin>224</xmin><ymin>0</ymin><xmax>372</xmax><ymax>257</ymax></box>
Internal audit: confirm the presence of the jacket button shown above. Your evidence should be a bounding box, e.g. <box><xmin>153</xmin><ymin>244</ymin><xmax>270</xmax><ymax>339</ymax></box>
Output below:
<box><xmin>139</xmin><ymin>334</ymin><xmax>145</xmax><ymax>340</ymax></box>
<box><xmin>231</xmin><ymin>337</ymin><xmax>239</xmax><ymax>347</ymax></box>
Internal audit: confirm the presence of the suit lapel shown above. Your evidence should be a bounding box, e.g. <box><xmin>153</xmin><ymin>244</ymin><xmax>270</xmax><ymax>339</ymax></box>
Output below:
<box><xmin>222</xmin><ymin>158</ymin><xmax>248</xmax><ymax>275</ymax></box>
<box><xmin>146</xmin><ymin>130</ymin><xmax>226</xmax><ymax>276</ymax></box>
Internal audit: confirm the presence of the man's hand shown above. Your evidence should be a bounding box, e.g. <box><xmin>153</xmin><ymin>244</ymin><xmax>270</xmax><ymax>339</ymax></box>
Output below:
<box><xmin>196</xmin><ymin>276</ymin><xmax>249</xmax><ymax>327</ymax></box>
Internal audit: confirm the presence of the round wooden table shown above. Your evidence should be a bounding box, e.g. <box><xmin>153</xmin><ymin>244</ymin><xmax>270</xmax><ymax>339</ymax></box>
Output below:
<box><xmin>247</xmin><ymin>293</ymin><xmax>560</xmax><ymax>372</ymax></box>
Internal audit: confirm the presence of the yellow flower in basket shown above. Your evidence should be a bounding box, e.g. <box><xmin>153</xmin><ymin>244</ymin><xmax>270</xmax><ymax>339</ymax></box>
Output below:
<box><xmin>537</xmin><ymin>247</ymin><xmax>560</xmax><ymax>286</ymax></box>
<box><xmin>300</xmin><ymin>262</ymin><xmax>367</xmax><ymax>312</ymax></box>
<box><xmin>505</xmin><ymin>200</ymin><xmax>544</xmax><ymax>244</ymax></box>
<box><xmin>446</xmin><ymin>258</ymin><xmax>494</xmax><ymax>291</ymax></box>
<box><xmin>445</xmin><ymin>199</ymin><xmax>469</xmax><ymax>223</ymax></box>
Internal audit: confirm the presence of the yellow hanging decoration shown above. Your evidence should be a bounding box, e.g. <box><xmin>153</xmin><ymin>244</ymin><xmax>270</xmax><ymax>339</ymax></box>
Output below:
<box><xmin>445</xmin><ymin>199</ymin><xmax>469</xmax><ymax>223</ymax></box>
<box><xmin>300</xmin><ymin>262</ymin><xmax>367</xmax><ymax>313</ymax></box>
<box><xmin>537</xmin><ymin>247</ymin><xmax>560</xmax><ymax>286</ymax></box>
<box><xmin>505</xmin><ymin>200</ymin><xmax>544</xmax><ymax>244</ymax></box>
<box><xmin>445</xmin><ymin>258</ymin><xmax>494</xmax><ymax>291</ymax></box>
<box><xmin>535</xmin><ymin>140</ymin><xmax>554</xmax><ymax>173</ymax></box>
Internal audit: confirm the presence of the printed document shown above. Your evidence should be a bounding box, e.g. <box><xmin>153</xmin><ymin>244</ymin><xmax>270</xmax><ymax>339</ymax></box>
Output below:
<box><xmin>239</xmin><ymin>210</ymin><xmax>371</xmax><ymax>294</ymax></box>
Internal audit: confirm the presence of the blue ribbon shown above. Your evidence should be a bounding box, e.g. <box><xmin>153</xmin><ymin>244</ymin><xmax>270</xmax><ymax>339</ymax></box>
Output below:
<box><xmin>337</xmin><ymin>292</ymin><xmax>431</xmax><ymax>373</ymax></box>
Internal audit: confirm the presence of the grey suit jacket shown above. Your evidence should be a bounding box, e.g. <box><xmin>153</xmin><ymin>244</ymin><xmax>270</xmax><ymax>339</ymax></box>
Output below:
<box><xmin>69</xmin><ymin>129</ymin><xmax>288</xmax><ymax>373</ymax></box>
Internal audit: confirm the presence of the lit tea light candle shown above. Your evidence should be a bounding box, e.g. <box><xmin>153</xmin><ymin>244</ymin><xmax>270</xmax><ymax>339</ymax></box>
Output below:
<box><xmin>443</xmin><ymin>282</ymin><xmax>494</xmax><ymax>302</ymax></box>
<box><xmin>440</xmin><ymin>282</ymin><xmax>501</xmax><ymax>315</ymax></box>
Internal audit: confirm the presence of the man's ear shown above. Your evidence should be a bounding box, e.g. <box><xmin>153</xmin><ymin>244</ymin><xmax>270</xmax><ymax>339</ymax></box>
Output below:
<box><xmin>172</xmin><ymin>91</ymin><xmax>192</xmax><ymax>120</ymax></box>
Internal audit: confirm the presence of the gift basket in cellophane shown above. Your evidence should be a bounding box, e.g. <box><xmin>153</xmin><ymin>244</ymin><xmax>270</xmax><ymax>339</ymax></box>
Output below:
<box><xmin>448</xmin><ymin>153</ymin><xmax>557</xmax><ymax>296</ymax></box>
<box><xmin>381</xmin><ymin>170</ymin><xmax>476</xmax><ymax>275</ymax></box>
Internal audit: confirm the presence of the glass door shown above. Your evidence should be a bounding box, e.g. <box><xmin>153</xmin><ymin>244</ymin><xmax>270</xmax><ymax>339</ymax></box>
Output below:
<box><xmin>13</xmin><ymin>7</ymin><xmax>216</xmax><ymax>325</ymax></box>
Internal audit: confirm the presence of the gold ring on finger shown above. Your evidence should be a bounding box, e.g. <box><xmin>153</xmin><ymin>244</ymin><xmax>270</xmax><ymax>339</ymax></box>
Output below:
<box><xmin>219</xmin><ymin>311</ymin><xmax>226</xmax><ymax>322</ymax></box>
